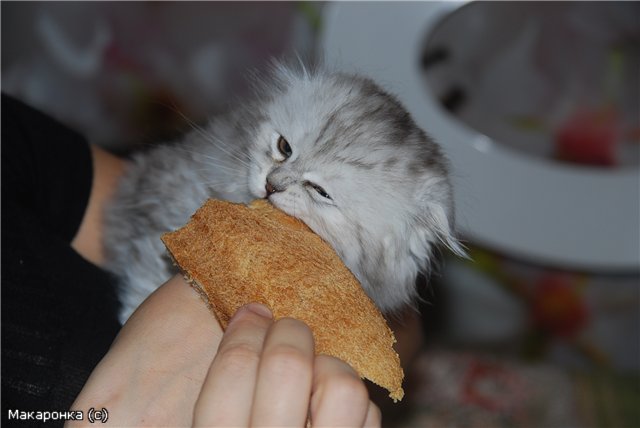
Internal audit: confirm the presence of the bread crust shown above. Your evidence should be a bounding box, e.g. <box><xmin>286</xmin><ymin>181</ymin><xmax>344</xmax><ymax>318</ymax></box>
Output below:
<box><xmin>162</xmin><ymin>199</ymin><xmax>404</xmax><ymax>401</ymax></box>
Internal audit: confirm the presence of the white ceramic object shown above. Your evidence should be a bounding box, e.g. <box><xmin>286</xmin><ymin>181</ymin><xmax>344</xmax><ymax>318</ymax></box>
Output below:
<box><xmin>321</xmin><ymin>1</ymin><xmax>640</xmax><ymax>272</ymax></box>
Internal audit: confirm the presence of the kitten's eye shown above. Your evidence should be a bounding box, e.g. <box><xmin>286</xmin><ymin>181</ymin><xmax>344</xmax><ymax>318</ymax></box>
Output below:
<box><xmin>305</xmin><ymin>181</ymin><xmax>332</xmax><ymax>200</ymax></box>
<box><xmin>277</xmin><ymin>135</ymin><xmax>292</xmax><ymax>159</ymax></box>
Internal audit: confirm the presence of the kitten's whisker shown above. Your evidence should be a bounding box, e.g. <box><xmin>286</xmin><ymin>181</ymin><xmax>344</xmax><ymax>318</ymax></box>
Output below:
<box><xmin>156</xmin><ymin>98</ymin><xmax>245</xmax><ymax>168</ymax></box>
<box><xmin>177</xmin><ymin>113</ymin><xmax>252</xmax><ymax>169</ymax></box>
<box><xmin>169</xmin><ymin>146</ymin><xmax>247</xmax><ymax>175</ymax></box>
<box><xmin>184</xmin><ymin>154</ymin><xmax>245</xmax><ymax>170</ymax></box>
<box><xmin>196</xmin><ymin>178</ymin><xmax>242</xmax><ymax>187</ymax></box>
<box><xmin>150</xmin><ymin>96</ymin><xmax>187</xmax><ymax>119</ymax></box>
<box><xmin>192</xmin><ymin>165</ymin><xmax>243</xmax><ymax>175</ymax></box>
<box><xmin>149</xmin><ymin>99</ymin><xmax>246</xmax><ymax>163</ymax></box>
<box><xmin>202</xmin><ymin>132</ymin><xmax>252</xmax><ymax>169</ymax></box>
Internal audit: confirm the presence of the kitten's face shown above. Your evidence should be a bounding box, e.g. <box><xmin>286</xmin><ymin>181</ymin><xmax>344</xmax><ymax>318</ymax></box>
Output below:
<box><xmin>246</xmin><ymin>70</ymin><xmax>462</xmax><ymax>311</ymax></box>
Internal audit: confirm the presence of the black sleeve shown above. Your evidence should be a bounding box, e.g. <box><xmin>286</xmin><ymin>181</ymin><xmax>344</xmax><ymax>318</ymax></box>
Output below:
<box><xmin>1</xmin><ymin>94</ymin><xmax>121</xmax><ymax>424</ymax></box>
<box><xmin>1</xmin><ymin>94</ymin><xmax>93</xmax><ymax>242</ymax></box>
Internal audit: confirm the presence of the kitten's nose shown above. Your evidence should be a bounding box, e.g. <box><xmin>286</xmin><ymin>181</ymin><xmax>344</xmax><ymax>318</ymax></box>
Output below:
<box><xmin>265</xmin><ymin>180</ymin><xmax>278</xmax><ymax>197</ymax></box>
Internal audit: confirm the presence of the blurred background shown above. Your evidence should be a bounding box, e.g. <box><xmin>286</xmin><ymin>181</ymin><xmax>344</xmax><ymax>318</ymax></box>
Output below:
<box><xmin>2</xmin><ymin>2</ymin><xmax>639</xmax><ymax>427</ymax></box>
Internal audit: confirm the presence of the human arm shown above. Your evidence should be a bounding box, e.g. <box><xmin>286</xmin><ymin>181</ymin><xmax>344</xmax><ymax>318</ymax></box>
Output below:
<box><xmin>71</xmin><ymin>144</ymin><xmax>128</xmax><ymax>267</ymax></box>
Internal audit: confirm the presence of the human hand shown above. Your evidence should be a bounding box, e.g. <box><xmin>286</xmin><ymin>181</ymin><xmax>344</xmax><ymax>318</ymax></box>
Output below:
<box><xmin>194</xmin><ymin>303</ymin><xmax>380</xmax><ymax>427</ymax></box>
<box><xmin>67</xmin><ymin>276</ymin><xmax>380</xmax><ymax>427</ymax></box>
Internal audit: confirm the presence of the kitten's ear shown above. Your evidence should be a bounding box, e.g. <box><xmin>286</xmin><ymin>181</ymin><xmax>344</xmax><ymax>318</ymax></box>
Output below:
<box><xmin>421</xmin><ymin>201</ymin><xmax>467</xmax><ymax>259</ymax></box>
<box><xmin>410</xmin><ymin>180</ymin><xmax>467</xmax><ymax>266</ymax></box>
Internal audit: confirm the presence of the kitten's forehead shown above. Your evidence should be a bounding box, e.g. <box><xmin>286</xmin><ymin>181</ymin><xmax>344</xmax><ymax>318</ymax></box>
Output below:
<box><xmin>272</xmin><ymin>74</ymin><xmax>413</xmax><ymax>151</ymax></box>
<box><xmin>271</xmin><ymin>74</ymin><xmax>354</xmax><ymax>127</ymax></box>
<box><xmin>263</xmin><ymin>69</ymin><xmax>448</xmax><ymax>186</ymax></box>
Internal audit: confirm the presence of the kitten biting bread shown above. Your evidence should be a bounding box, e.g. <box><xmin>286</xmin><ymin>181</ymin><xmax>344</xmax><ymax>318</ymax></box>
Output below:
<box><xmin>161</xmin><ymin>199</ymin><xmax>404</xmax><ymax>401</ymax></box>
<box><xmin>107</xmin><ymin>66</ymin><xmax>463</xmax><ymax>326</ymax></box>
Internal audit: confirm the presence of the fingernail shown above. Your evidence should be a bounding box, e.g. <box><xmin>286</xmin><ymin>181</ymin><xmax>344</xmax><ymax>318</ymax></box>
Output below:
<box><xmin>243</xmin><ymin>303</ymin><xmax>273</xmax><ymax>319</ymax></box>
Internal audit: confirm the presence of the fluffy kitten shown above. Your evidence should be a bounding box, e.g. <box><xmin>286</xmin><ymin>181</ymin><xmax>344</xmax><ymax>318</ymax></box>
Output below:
<box><xmin>104</xmin><ymin>64</ymin><xmax>464</xmax><ymax>324</ymax></box>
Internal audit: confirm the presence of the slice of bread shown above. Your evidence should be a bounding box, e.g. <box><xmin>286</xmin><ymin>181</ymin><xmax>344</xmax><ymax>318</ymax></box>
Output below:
<box><xmin>161</xmin><ymin>199</ymin><xmax>404</xmax><ymax>401</ymax></box>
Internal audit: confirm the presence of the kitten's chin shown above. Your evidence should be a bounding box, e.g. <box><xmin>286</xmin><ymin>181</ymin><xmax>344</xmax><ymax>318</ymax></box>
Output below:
<box><xmin>266</xmin><ymin>195</ymin><xmax>286</xmax><ymax>213</ymax></box>
<box><xmin>248</xmin><ymin>172</ymin><xmax>268</xmax><ymax>199</ymax></box>
<box><xmin>267</xmin><ymin>195</ymin><xmax>302</xmax><ymax>222</ymax></box>
<box><xmin>251</xmin><ymin>186</ymin><xmax>267</xmax><ymax>200</ymax></box>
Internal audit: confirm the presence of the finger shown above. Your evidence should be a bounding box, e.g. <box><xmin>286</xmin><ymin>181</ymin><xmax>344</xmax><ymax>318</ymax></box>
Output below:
<box><xmin>194</xmin><ymin>303</ymin><xmax>273</xmax><ymax>427</ymax></box>
<box><xmin>310</xmin><ymin>355</ymin><xmax>374</xmax><ymax>427</ymax></box>
<box><xmin>250</xmin><ymin>318</ymin><xmax>315</xmax><ymax>427</ymax></box>
<box><xmin>363</xmin><ymin>402</ymin><xmax>382</xmax><ymax>427</ymax></box>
